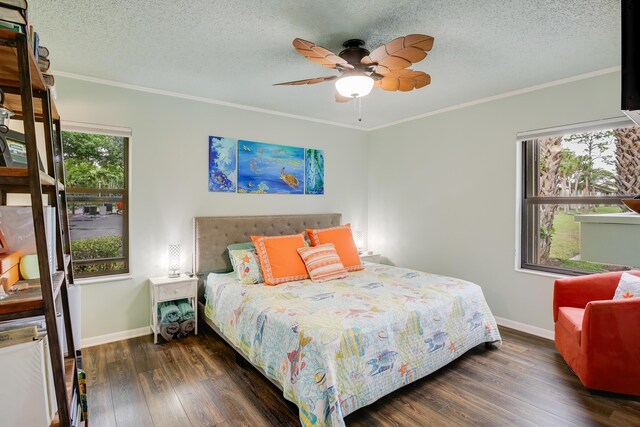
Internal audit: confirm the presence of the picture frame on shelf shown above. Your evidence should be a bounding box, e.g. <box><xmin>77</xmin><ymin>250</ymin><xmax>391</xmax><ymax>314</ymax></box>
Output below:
<box><xmin>0</xmin><ymin>129</ymin><xmax>45</xmax><ymax>171</ymax></box>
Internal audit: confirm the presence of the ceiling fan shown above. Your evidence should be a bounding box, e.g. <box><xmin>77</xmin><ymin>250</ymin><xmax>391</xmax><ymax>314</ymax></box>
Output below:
<box><xmin>274</xmin><ymin>35</ymin><xmax>434</xmax><ymax>103</ymax></box>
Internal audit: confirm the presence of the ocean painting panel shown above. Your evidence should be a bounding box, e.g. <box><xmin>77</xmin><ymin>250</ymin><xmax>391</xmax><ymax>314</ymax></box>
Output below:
<box><xmin>209</xmin><ymin>136</ymin><xmax>237</xmax><ymax>192</ymax></box>
<box><xmin>305</xmin><ymin>148</ymin><xmax>324</xmax><ymax>195</ymax></box>
<box><xmin>237</xmin><ymin>140</ymin><xmax>304</xmax><ymax>194</ymax></box>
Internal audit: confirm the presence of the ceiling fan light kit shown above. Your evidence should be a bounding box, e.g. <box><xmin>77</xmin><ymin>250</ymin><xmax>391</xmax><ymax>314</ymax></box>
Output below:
<box><xmin>335</xmin><ymin>74</ymin><xmax>374</xmax><ymax>98</ymax></box>
<box><xmin>275</xmin><ymin>34</ymin><xmax>435</xmax><ymax>117</ymax></box>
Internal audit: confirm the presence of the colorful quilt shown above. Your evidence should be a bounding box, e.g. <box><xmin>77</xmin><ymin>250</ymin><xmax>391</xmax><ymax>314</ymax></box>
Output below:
<box><xmin>204</xmin><ymin>263</ymin><xmax>501</xmax><ymax>426</ymax></box>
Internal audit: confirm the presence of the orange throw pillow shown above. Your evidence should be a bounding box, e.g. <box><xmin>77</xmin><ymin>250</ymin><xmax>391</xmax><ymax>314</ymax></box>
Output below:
<box><xmin>297</xmin><ymin>243</ymin><xmax>348</xmax><ymax>282</ymax></box>
<box><xmin>306</xmin><ymin>224</ymin><xmax>363</xmax><ymax>271</ymax></box>
<box><xmin>251</xmin><ymin>233</ymin><xmax>309</xmax><ymax>286</ymax></box>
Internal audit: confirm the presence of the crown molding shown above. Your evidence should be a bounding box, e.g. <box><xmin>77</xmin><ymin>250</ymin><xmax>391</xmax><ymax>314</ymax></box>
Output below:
<box><xmin>366</xmin><ymin>66</ymin><xmax>621</xmax><ymax>131</ymax></box>
<box><xmin>54</xmin><ymin>66</ymin><xmax>620</xmax><ymax>133</ymax></box>
<box><xmin>52</xmin><ymin>70</ymin><xmax>366</xmax><ymax>131</ymax></box>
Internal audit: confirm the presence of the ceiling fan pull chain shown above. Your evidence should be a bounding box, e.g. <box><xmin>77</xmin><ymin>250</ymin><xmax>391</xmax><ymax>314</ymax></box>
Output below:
<box><xmin>358</xmin><ymin>96</ymin><xmax>362</xmax><ymax>122</ymax></box>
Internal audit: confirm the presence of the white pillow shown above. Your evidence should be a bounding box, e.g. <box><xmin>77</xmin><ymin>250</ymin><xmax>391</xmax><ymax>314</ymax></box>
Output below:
<box><xmin>613</xmin><ymin>272</ymin><xmax>640</xmax><ymax>300</ymax></box>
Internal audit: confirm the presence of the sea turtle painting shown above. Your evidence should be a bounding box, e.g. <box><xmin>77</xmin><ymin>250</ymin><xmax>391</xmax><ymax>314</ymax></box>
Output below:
<box><xmin>280</xmin><ymin>167</ymin><xmax>300</xmax><ymax>188</ymax></box>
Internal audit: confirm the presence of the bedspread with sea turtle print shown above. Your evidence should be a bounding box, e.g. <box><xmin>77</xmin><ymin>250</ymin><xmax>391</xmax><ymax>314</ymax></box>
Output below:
<box><xmin>204</xmin><ymin>263</ymin><xmax>501</xmax><ymax>427</ymax></box>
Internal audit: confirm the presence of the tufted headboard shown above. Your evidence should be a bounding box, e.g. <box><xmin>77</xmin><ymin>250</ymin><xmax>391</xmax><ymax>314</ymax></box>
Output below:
<box><xmin>193</xmin><ymin>213</ymin><xmax>342</xmax><ymax>276</ymax></box>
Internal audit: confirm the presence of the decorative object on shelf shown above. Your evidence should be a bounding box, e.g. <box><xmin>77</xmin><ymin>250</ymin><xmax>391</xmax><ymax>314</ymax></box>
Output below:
<box><xmin>0</xmin><ymin>129</ymin><xmax>26</xmax><ymax>167</ymax></box>
<box><xmin>0</xmin><ymin>228</ymin><xmax>7</xmax><ymax>254</ymax></box>
<box><xmin>622</xmin><ymin>193</ymin><xmax>640</xmax><ymax>214</ymax></box>
<box><xmin>208</xmin><ymin>135</ymin><xmax>325</xmax><ymax>195</ymax></box>
<box><xmin>0</xmin><ymin>88</ymin><xmax>14</xmax><ymax>128</ymax></box>
<box><xmin>0</xmin><ymin>206</ymin><xmax>56</xmax><ymax>275</ymax></box>
<box><xmin>305</xmin><ymin>148</ymin><xmax>324</xmax><ymax>194</ymax></box>
<box><xmin>0</xmin><ymin>88</ymin><xmax>13</xmax><ymax>156</ymax></box>
<box><xmin>238</xmin><ymin>140</ymin><xmax>304</xmax><ymax>194</ymax></box>
<box><xmin>19</xmin><ymin>253</ymin><xmax>39</xmax><ymax>279</ymax></box>
<box><xmin>208</xmin><ymin>136</ymin><xmax>237</xmax><ymax>192</ymax></box>
<box><xmin>0</xmin><ymin>129</ymin><xmax>45</xmax><ymax>170</ymax></box>
<box><xmin>168</xmin><ymin>244</ymin><xmax>180</xmax><ymax>278</ymax></box>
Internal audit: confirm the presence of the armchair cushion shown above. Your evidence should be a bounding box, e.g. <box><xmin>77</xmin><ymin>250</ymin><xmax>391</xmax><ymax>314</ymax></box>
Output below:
<box><xmin>613</xmin><ymin>272</ymin><xmax>640</xmax><ymax>300</ymax></box>
<box><xmin>557</xmin><ymin>307</ymin><xmax>584</xmax><ymax>345</ymax></box>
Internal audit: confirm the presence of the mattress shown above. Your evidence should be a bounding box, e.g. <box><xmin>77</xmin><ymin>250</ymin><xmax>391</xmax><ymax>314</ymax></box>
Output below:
<box><xmin>204</xmin><ymin>263</ymin><xmax>501</xmax><ymax>427</ymax></box>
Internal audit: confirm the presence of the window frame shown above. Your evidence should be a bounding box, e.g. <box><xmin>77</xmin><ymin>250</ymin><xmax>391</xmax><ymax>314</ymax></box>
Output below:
<box><xmin>61</xmin><ymin>122</ymin><xmax>131</xmax><ymax>279</ymax></box>
<box><xmin>518</xmin><ymin>117</ymin><xmax>635</xmax><ymax>276</ymax></box>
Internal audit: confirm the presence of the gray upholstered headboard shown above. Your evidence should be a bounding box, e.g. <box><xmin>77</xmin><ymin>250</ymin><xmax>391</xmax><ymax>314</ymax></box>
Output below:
<box><xmin>193</xmin><ymin>213</ymin><xmax>342</xmax><ymax>276</ymax></box>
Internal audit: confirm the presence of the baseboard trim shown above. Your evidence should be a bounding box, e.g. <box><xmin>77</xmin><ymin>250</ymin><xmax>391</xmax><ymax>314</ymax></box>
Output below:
<box><xmin>79</xmin><ymin>318</ymin><xmax>552</xmax><ymax>347</ymax></box>
<box><xmin>81</xmin><ymin>326</ymin><xmax>152</xmax><ymax>348</ymax></box>
<box><xmin>494</xmin><ymin>316</ymin><xmax>554</xmax><ymax>341</ymax></box>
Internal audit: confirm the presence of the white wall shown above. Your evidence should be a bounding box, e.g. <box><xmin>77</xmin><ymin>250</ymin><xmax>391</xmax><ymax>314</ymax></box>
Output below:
<box><xmin>54</xmin><ymin>76</ymin><xmax>369</xmax><ymax>341</ymax></box>
<box><xmin>57</xmin><ymin>70</ymin><xmax>622</xmax><ymax>342</ymax></box>
<box><xmin>367</xmin><ymin>71</ymin><xmax>622</xmax><ymax>333</ymax></box>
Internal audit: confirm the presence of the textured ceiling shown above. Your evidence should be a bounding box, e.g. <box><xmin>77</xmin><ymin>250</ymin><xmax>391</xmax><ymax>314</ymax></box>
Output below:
<box><xmin>29</xmin><ymin>0</ymin><xmax>620</xmax><ymax>129</ymax></box>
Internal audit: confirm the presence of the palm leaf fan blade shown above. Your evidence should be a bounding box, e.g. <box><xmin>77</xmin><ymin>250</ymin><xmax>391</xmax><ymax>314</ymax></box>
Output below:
<box><xmin>292</xmin><ymin>38</ymin><xmax>353</xmax><ymax>69</ymax></box>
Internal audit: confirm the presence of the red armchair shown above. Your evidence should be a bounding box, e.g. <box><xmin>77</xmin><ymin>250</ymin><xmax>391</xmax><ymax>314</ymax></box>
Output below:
<box><xmin>553</xmin><ymin>270</ymin><xmax>640</xmax><ymax>396</ymax></box>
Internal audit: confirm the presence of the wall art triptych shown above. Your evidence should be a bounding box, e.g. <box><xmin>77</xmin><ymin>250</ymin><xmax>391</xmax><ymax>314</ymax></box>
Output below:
<box><xmin>208</xmin><ymin>136</ymin><xmax>324</xmax><ymax>195</ymax></box>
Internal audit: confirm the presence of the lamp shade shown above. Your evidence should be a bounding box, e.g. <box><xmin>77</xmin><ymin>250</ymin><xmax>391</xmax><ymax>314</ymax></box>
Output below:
<box><xmin>335</xmin><ymin>75</ymin><xmax>374</xmax><ymax>98</ymax></box>
<box><xmin>353</xmin><ymin>230</ymin><xmax>365</xmax><ymax>252</ymax></box>
<box><xmin>168</xmin><ymin>244</ymin><xmax>181</xmax><ymax>278</ymax></box>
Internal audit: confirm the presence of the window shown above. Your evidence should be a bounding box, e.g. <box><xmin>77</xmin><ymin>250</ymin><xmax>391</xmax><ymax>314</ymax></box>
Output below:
<box><xmin>62</xmin><ymin>126</ymin><xmax>130</xmax><ymax>278</ymax></box>
<box><xmin>520</xmin><ymin>119</ymin><xmax>640</xmax><ymax>275</ymax></box>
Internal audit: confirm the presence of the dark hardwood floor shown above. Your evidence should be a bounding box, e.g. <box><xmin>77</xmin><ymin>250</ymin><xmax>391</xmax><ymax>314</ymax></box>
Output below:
<box><xmin>84</xmin><ymin>326</ymin><xmax>640</xmax><ymax>426</ymax></box>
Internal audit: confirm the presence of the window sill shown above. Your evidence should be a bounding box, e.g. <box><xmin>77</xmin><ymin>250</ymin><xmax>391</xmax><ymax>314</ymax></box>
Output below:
<box><xmin>75</xmin><ymin>274</ymin><xmax>133</xmax><ymax>286</ymax></box>
<box><xmin>514</xmin><ymin>267</ymin><xmax>570</xmax><ymax>280</ymax></box>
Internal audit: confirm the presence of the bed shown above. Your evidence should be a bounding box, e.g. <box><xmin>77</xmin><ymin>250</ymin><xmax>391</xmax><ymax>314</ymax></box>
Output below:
<box><xmin>194</xmin><ymin>214</ymin><xmax>501</xmax><ymax>427</ymax></box>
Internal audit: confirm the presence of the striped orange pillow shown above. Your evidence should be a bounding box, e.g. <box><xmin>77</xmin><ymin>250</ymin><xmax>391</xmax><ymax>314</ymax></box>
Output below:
<box><xmin>297</xmin><ymin>243</ymin><xmax>348</xmax><ymax>282</ymax></box>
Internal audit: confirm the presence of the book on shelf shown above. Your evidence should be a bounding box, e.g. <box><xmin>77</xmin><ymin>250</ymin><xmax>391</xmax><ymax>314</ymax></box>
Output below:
<box><xmin>32</xmin><ymin>28</ymin><xmax>37</xmax><ymax>60</ymax></box>
<box><xmin>37</xmin><ymin>44</ymin><xmax>49</xmax><ymax>58</ymax></box>
<box><xmin>0</xmin><ymin>18</ymin><xmax>23</xmax><ymax>32</ymax></box>
<box><xmin>0</xmin><ymin>315</ymin><xmax>46</xmax><ymax>333</ymax></box>
<box><xmin>0</xmin><ymin>325</ymin><xmax>37</xmax><ymax>348</ymax></box>
<box><xmin>0</xmin><ymin>5</ymin><xmax>26</xmax><ymax>25</ymax></box>
<box><xmin>0</xmin><ymin>1</ymin><xmax>28</xmax><ymax>10</ymax></box>
<box><xmin>70</xmin><ymin>389</ymin><xmax>79</xmax><ymax>424</ymax></box>
<box><xmin>42</xmin><ymin>73</ymin><xmax>54</xmax><ymax>87</ymax></box>
<box><xmin>38</xmin><ymin>56</ymin><xmax>50</xmax><ymax>72</ymax></box>
<box><xmin>78</xmin><ymin>369</ymin><xmax>87</xmax><ymax>420</ymax></box>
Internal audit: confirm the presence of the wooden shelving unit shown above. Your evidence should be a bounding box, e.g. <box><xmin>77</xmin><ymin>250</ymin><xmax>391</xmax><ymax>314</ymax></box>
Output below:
<box><xmin>0</xmin><ymin>26</ymin><xmax>81</xmax><ymax>427</ymax></box>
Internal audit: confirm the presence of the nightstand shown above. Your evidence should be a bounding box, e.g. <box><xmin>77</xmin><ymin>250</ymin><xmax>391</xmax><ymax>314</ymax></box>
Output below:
<box><xmin>360</xmin><ymin>253</ymin><xmax>381</xmax><ymax>263</ymax></box>
<box><xmin>149</xmin><ymin>274</ymin><xmax>198</xmax><ymax>344</ymax></box>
